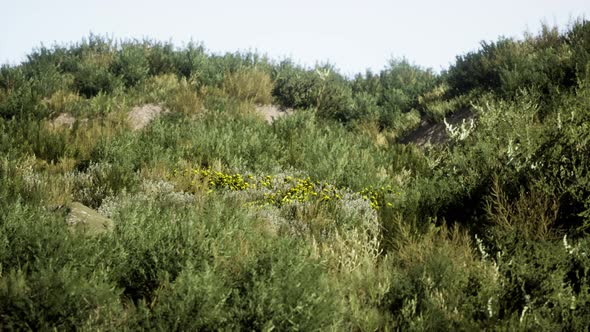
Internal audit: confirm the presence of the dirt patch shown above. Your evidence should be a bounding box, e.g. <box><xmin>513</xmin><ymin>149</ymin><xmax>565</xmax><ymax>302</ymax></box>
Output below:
<box><xmin>50</xmin><ymin>113</ymin><xmax>89</xmax><ymax>129</ymax></box>
<box><xmin>255</xmin><ymin>105</ymin><xmax>293</xmax><ymax>124</ymax></box>
<box><xmin>51</xmin><ymin>113</ymin><xmax>77</xmax><ymax>129</ymax></box>
<box><xmin>128</xmin><ymin>104</ymin><xmax>167</xmax><ymax>130</ymax></box>
<box><xmin>400</xmin><ymin>108</ymin><xmax>476</xmax><ymax>146</ymax></box>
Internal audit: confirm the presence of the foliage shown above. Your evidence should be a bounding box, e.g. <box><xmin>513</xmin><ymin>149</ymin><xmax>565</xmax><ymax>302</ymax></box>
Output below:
<box><xmin>1</xmin><ymin>20</ymin><xmax>590</xmax><ymax>329</ymax></box>
<box><xmin>272</xmin><ymin>61</ymin><xmax>354</xmax><ymax>122</ymax></box>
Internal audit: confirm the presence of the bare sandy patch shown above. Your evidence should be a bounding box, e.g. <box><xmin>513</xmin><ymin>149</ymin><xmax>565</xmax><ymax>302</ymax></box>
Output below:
<box><xmin>255</xmin><ymin>105</ymin><xmax>293</xmax><ymax>124</ymax></box>
<box><xmin>51</xmin><ymin>113</ymin><xmax>77</xmax><ymax>129</ymax></box>
<box><xmin>128</xmin><ymin>104</ymin><xmax>167</xmax><ymax>130</ymax></box>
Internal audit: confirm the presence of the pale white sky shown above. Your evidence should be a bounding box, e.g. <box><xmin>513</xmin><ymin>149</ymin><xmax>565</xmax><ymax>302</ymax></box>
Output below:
<box><xmin>1</xmin><ymin>0</ymin><xmax>588</xmax><ymax>74</ymax></box>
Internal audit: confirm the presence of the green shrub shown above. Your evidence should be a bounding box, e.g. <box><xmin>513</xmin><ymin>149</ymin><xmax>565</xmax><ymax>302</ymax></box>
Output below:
<box><xmin>377</xmin><ymin>60</ymin><xmax>437</xmax><ymax>126</ymax></box>
<box><xmin>382</xmin><ymin>223</ymin><xmax>499</xmax><ymax>330</ymax></box>
<box><xmin>567</xmin><ymin>19</ymin><xmax>590</xmax><ymax>82</ymax></box>
<box><xmin>447</xmin><ymin>23</ymin><xmax>580</xmax><ymax>100</ymax></box>
<box><xmin>0</xmin><ymin>66</ymin><xmax>45</xmax><ymax>119</ymax></box>
<box><xmin>73</xmin><ymin>51</ymin><xmax>122</xmax><ymax>97</ymax></box>
<box><xmin>273</xmin><ymin>62</ymin><xmax>353</xmax><ymax>119</ymax></box>
<box><xmin>147</xmin><ymin>264</ymin><xmax>233</xmax><ymax>330</ymax></box>
<box><xmin>0</xmin><ymin>267</ymin><xmax>124</xmax><ymax>330</ymax></box>
<box><xmin>144</xmin><ymin>41</ymin><xmax>177</xmax><ymax>76</ymax></box>
<box><xmin>349</xmin><ymin>91</ymin><xmax>380</xmax><ymax>123</ymax></box>
<box><xmin>112</xmin><ymin>43</ymin><xmax>150</xmax><ymax>87</ymax></box>
<box><xmin>271</xmin><ymin>110</ymin><xmax>389</xmax><ymax>190</ymax></box>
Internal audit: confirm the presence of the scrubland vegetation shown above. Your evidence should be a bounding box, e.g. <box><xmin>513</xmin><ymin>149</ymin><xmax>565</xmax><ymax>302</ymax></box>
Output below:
<box><xmin>1</xmin><ymin>20</ymin><xmax>590</xmax><ymax>330</ymax></box>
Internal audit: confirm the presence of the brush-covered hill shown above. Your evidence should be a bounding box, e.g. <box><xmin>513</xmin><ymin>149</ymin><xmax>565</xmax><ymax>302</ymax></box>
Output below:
<box><xmin>1</xmin><ymin>21</ymin><xmax>590</xmax><ymax>330</ymax></box>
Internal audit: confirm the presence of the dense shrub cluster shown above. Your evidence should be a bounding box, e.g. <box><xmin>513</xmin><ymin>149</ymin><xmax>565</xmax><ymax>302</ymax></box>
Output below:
<box><xmin>446</xmin><ymin>21</ymin><xmax>590</xmax><ymax>103</ymax></box>
<box><xmin>1</xmin><ymin>20</ymin><xmax>590</xmax><ymax>329</ymax></box>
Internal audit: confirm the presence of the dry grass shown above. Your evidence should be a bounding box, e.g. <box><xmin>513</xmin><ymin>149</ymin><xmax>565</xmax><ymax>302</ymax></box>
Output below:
<box><xmin>222</xmin><ymin>67</ymin><xmax>274</xmax><ymax>104</ymax></box>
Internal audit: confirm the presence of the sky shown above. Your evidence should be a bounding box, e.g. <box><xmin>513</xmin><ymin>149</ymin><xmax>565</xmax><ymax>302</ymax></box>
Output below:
<box><xmin>1</xmin><ymin>0</ymin><xmax>588</xmax><ymax>75</ymax></box>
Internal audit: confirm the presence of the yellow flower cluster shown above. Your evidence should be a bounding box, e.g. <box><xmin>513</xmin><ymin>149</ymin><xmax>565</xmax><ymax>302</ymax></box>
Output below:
<box><xmin>359</xmin><ymin>186</ymin><xmax>396</xmax><ymax>210</ymax></box>
<box><xmin>263</xmin><ymin>177</ymin><xmax>343</xmax><ymax>207</ymax></box>
<box><xmin>170</xmin><ymin>168</ymin><xmax>395</xmax><ymax>210</ymax></box>
<box><xmin>197</xmin><ymin>169</ymin><xmax>250</xmax><ymax>191</ymax></box>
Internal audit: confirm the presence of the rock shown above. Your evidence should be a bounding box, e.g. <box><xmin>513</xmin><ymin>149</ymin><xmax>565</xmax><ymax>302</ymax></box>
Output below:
<box><xmin>66</xmin><ymin>202</ymin><xmax>114</xmax><ymax>235</ymax></box>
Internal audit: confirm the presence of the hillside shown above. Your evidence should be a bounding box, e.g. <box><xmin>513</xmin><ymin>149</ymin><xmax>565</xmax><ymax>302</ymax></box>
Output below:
<box><xmin>1</xmin><ymin>21</ymin><xmax>590</xmax><ymax>330</ymax></box>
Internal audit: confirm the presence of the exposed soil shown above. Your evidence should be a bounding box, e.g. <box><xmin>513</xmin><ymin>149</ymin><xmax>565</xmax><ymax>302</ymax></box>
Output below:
<box><xmin>255</xmin><ymin>104</ymin><xmax>293</xmax><ymax>124</ymax></box>
<box><xmin>51</xmin><ymin>113</ymin><xmax>77</xmax><ymax>129</ymax></box>
<box><xmin>400</xmin><ymin>108</ymin><xmax>476</xmax><ymax>146</ymax></box>
<box><xmin>128</xmin><ymin>103</ymin><xmax>167</xmax><ymax>130</ymax></box>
